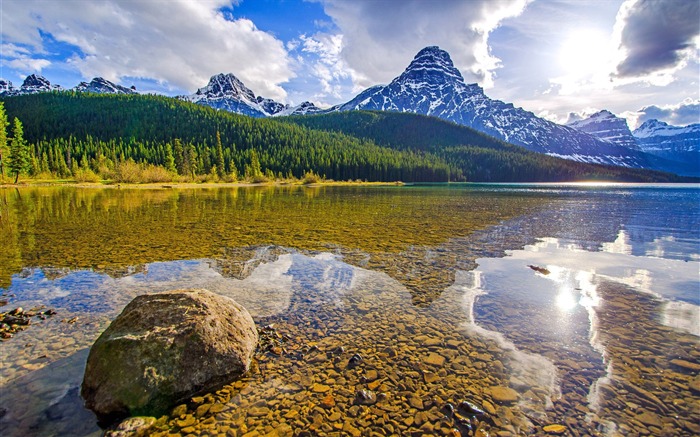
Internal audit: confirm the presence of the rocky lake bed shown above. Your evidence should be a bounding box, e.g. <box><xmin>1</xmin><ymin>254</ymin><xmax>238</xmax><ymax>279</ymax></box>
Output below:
<box><xmin>1</xmin><ymin>184</ymin><xmax>698</xmax><ymax>436</ymax></box>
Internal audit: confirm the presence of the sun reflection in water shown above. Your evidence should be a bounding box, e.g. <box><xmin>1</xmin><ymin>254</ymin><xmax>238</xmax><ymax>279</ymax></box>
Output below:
<box><xmin>555</xmin><ymin>288</ymin><xmax>578</xmax><ymax>311</ymax></box>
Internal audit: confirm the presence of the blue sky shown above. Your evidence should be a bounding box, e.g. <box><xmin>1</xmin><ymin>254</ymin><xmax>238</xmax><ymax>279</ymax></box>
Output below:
<box><xmin>1</xmin><ymin>0</ymin><xmax>698</xmax><ymax>128</ymax></box>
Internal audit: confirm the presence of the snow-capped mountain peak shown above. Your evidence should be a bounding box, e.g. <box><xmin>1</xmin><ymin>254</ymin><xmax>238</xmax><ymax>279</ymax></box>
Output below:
<box><xmin>335</xmin><ymin>46</ymin><xmax>650</xmax><ymax>168</ymax></box>
<box><xmin>20</xmin><ymin>74</ymin><xmax>63</xmax><ymax>93</ymax></box>
<box><xmin>0</xmin><ymin>79</ymin><xmax>14</xmax><ymax>94</ymax></box>
<box><xmin>632</xmin><ymin>119</ymin><xmax>700</xmax><ymax>168</ymax></box>
<box><xmin>74</xmin><ymin>77</ymin><xmax>137</xmax><ymax>94</ymax></box>
<box><xmin>567</xmin><ymin>109</ymin><xmax>639</xmax><ymax>150</ymax></box>
<box><xmin>632</xmin><ymin>119</ymin><xmax>698</xmax><ymax>138</ymax></box>
<box><xmin>182</xmin><ymin>73</ymin><xmax>288</xmax><ymax>118</ymax></box>
<box><xmin>273</xmin><ymin>101</ymin><xmax>323</xmax><ymax>117</ymax></box>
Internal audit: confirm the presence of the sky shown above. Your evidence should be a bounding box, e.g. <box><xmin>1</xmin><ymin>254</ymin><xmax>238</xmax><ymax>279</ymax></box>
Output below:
<box><xmin>1</xmin><ymin>0</ymin><xmax>698</xmax><ymax>129</ymax></box>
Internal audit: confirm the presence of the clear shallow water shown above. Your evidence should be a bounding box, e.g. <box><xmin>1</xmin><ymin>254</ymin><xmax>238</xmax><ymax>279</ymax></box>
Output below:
<box><xmin>0</xmin><ymin>184</ymin><xmax>698</xmax><ymax>436</ymax></box>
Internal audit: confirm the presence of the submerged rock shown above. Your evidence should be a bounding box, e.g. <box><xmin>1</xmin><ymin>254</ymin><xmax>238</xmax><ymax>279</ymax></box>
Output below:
<box><xmin>81</xmin><ymin>289</ymin><xmax>258</xmax><ymax>424</ymax></box>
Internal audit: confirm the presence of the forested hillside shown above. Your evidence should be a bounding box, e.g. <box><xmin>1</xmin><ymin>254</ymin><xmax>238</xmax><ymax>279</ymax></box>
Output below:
<box><xmin>1</xmin><ymin>93</ymin><xmax>693</xmax><ymax>183</ymax></box>
<box><xmin>284</xmin><ymin>111</ymin><xmax>692</xmax><ymax>182</ymax></box>
<box><xmin>1</xmin><ymin>93</ymin><xmax>455</xmax><ymax>182</ymax></box>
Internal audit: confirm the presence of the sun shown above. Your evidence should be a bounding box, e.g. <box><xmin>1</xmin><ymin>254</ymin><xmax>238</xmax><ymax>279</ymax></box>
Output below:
<box><xmin>558</xmin><ymin>30</ymin><xmax>613</xmax><ymax>77</ymax></box>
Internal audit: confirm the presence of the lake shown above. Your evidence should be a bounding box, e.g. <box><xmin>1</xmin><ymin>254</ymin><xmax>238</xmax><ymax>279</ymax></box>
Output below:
<box><xmin>1</xmin><ymin>183</ymin><xmax>698</xmax><ymax>436</ymax></box>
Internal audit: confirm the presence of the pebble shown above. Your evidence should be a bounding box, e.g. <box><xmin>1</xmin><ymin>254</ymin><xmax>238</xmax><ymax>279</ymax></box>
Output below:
<box><xmin>489</xmin><ymin>386</ymin><xmax>519</xmax><ymax>404</ymax></box>
<box><xmin>423</xmin><ymin>352</ymin><xmax>445</xmax><ymax>366</ymax></box>
<box><xmin>543</xmin><ymin>424</ymin><xmax>567</xmax><ymax>434</ymax></box>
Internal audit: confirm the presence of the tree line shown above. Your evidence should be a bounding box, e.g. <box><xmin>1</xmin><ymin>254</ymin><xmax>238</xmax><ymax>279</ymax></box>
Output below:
<box><xmin>1</xmin><ymin>93</ymin><xmax>457</xmax><ymax>183</ymax></box>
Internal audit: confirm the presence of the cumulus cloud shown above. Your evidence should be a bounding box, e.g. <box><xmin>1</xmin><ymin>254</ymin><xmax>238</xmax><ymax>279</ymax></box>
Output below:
<box><xmin>635</xmin><ymin>99</ymin><xmax>700</xmax><ymax>127</ymax></box>
<box><xmin>1</xmin><ymin>0</ymin><xmax>294</xmax><ymax>99</ymax></box>
<box><xmin>0</xmin><ymin>43</ymin><xmax>51</xmax><ymax>74</ymax></box>
<box><xmin>300</xmin><ymin>33</ymin><xmax>353</xmax><ymax>98</ymax></box>
<box><xmin>316</xmin><ymin>0</ymin><xmax>530</xmax><ymax>89</ymax></box>
<box><xmin>614</xmin><ymin>0</ymin><xmax>700</xmax><ymax>79</ymax></box>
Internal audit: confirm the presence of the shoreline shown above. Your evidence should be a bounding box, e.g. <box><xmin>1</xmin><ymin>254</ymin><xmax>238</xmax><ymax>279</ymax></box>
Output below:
<box><xmin>0</xmin><ymin>180</ymin><xmax>406</xmax><ymax>189</ymax></box>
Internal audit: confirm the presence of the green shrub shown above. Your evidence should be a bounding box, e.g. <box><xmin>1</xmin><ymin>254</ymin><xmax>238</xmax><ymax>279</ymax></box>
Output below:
<box><xmin>141</xmin><ymin>164</ymin><xmax>174</xmax><ymax>183</ymax></box>
<box><xmin>302</xmin><ymin>171</ymin><xmax>323</xmax><ymax>184</ymax></box>
<box><xmin>74</xmin><ymin>167</ymin><xmax>101</xmax><ymax>183</ymax></box>
<box><xmin>113</xmin><ymin>159</ymin><xmax>142</xmax><ymax>183</ymax></box>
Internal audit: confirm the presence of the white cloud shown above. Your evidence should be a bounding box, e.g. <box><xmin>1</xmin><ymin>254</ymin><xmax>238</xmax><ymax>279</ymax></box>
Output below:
<box><xmin>299</xmin><ymin>33</ymin><xmax>354</xmax><ymax>98</ymax></box>
<box><xmin>316</xmin><ymin>0</ymin><xmax>530</xmax><ymax>90</ymax></box>
<box><xmin>627</xmin><ymin>98</ymin><xmax>700</xmax><ymax>128</ymax></box>
<box><xmin>1</xmin><ymin>0</ymin><xmax>294</xmax><ymax>99</ymax></box>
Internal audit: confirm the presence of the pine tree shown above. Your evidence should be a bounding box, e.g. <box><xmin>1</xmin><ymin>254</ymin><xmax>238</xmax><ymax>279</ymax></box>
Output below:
<box><xmin>0</xmin><ymin>102</ymin><xmax>8</xmax><ymax>178</ymax></box>
<box><xmin>8</xmin><ymin>118</ymin><xmax>29</xmax><ymax>183</ymax></box>
<box><xmin>164</xmin><ymin>143</ymin><xmax>176</xmax><ymax>173</ymax></box>
<box><xmin>215</xmin><ymin>130</ymin><xmax>225</xmax><ymax>177</ymax></box>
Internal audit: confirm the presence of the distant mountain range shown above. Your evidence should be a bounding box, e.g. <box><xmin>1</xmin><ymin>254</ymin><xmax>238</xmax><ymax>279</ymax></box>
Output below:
<box><xmin>1</xmin><ymin>46</ymin><xmax>697</xmax><ymax>175</ymax></box>
<box><xmin>568</xmin><ymin>110</ymin><xmax>699</xmax><ymax>173</ymax></box>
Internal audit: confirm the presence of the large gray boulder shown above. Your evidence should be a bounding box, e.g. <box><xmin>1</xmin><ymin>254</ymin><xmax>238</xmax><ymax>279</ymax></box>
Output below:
<box><xmin>81</xmin><ymin>289</ymin><xmax>258</xmax><ymax>424</ymax></box>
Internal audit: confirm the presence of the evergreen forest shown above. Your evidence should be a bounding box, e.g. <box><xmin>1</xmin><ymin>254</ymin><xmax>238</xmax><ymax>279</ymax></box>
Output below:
<box><xmin>0</xmin><ymin>92</ymin><xmax>693</xmax><ymax>183</ymax></box>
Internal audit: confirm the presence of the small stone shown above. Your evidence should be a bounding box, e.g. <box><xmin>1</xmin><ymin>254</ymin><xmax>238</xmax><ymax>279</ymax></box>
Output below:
<box><xmin>171</xmin><ymin>404</ymin><xmax>187</xmax><ymax>417</ymax></box>
<box><xmin>423</xmin><ymin>372</ymin><xmax>440</xmax><ymax>383</ymax></box>
<box><xmin>342</xmin><ymin>421</ymin><xmax>362</xmax><ymax>437</ymax></box>
<box><xmin>354</xmin><ymin>389</ymin><xmax>377</xmax><ymax>405</ymax></box>
<box><xmin>195</xmin><ymin>403</ymin><xmax>211</xmax><ymax>417</ymax></box>
<box><xmin>671</xmin><ymin>359</ymin><xmax>700</xmax><ymax>372</ymax></box>
<box><xmin>248</xmin><ymin>407</ymin><xmax>270</xmax><ymax>417</ymax></box>
<box><xmin>459</xmin><ymin>401</ymin><xmax>485</xmax><ymax>416</ymax></box>
<box><xmin>321</xmin><ymin>394</ymin><xmax>336</xmax><ymax>409</ymax></box>
<box><xmin>636</xmin><ymin>411</ymin><xmax>663</xmax><ymax>428</ymax></box>
<box><xmin>176</xmin><ymin>415</ymin><xmax>196</xmax><ymax>428</ymax></box>
<box><xmin>424</xmin><ymin>353</ymin><xmax>445</xmax><ymax>367</ymax></box>
<box><xmin>543</xmin><ymin>424</ymin><xmax>567</xmax><ymax>434</ymax></box>
<box><xmin>365</xmin><ymin>370</ymin><xmax>379</xmax><ymax>382</ymax></box>
<box><xmin>209</xmin><ymin>403</ymin><xmax>225</xmax><ymax>414</ymax></box>
<box><xmin>482</xmin><ymin>400</ymin><xmax>496</xmax><ymax>415</ymax></box>
<box><xmin>312</xmin><ymin>383</ymin><xmax>331</xmax><ymax>393</ymax></box>
<box><xmin>689</xmin><ymin>376</ymin><xmax>700</xmax><ymax>394</ymax></box>
<box><xmin>409</xmin><ymin>397</ymin><xmax>424</xmax><ymax>410</ymax></box>
<box><xmin>348</xmin><ymin>353</ymin><xmax>363</xmax><ymax>368</ymax></box>
<box><xmin>367</xmin><ymin>380</ymin><xmax>382</xmax><ymax>390</ymax></box>
<box><xmin>105</xmin><ymin>416</ymin><xmax>156</xmax><ymax>437</ymax></box>
<box><xmin>489</xmin><ymin>386</ymin><xmax>518</xmax><ymax>404</ymax></box>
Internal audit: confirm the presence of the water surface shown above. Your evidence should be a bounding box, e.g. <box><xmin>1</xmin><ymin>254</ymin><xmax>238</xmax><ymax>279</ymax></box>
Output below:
<box><xmin>1</xmin><ymin>184</ymin><xmax>698</xmax><ymax>436</ymax></box>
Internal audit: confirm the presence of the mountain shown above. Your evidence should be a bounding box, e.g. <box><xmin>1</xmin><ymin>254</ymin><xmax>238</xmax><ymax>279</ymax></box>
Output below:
<box><xmin>333</xmin><ymin>46</ymin><xmax>657</xmax><ymax>169</ymax></box>
<box><xmin>633</xmin><ymin>119</ymin><xmax>700</xmax><ymax>167</ymax></box>
<box><xmin>0</xmin><ymin>74</ymin><xmax>63</xmax><ymax>96</ymax></box>
<box><xmin>74</xmin><ymin>77</ymin><xmax>137</xmax><ymax>94</ymax></box>
<box><xmin>182</xmin><ymin>73</ymin><xmax>289</xmax><ymax>117</ymax></box>
<box><xmin>282</xmin><ymin>110</ymin><xmax>693</xmax><ymax>183</ymax></box>
<box><xmin>0</xmin><ymin>79</ymin><xmax>14</xmax><ymax>94</ymax></box>
<box><xmin>567</xmin><ymin>110</ymin><xmax>640</xmax><ymax>150</ymax></box>
<box><xmin>274</xmin><ymin>101</ymin><xmax>323</xmax><ymax>117</ymax></box>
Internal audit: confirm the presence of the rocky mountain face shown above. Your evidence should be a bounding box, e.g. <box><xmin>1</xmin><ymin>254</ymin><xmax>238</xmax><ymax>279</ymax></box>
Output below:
<box><xmin>633</xmin><ymin>119</ymin><xmax>700</xmax><ymax>165</ymax></box>
<box><xmin>0</xmin><ymin>75</ymin><xmax>135</xmax><ymax>96</ymax></box>
<box><xmin>273</xmin><ymin>101</ymin><xmax>323</xmax><ymax>117</ymax></box>
<box><xmin>182</xmin><ymin>73</ymin><xmax>291</xmax><ymax>117</ymax></box>
<box><xmin>566</xmin><ymin>111</ymin><xmax>699</xmax><ymax>175</ymax></box>
<box><xmin>332</xmin><ymin>46</ymin><xmax>649</xmax><ymax>168</ymax></box>
<box><xmin>74</xmin><ymin>77</ymin><xmax>137</xmax><ymax>94</ymax></box>
<box><xmin>0</xmin><ymin>74</ymin><xmax>64</xmax><ymax>95</ymax></box>
<box><xmin>567</xmin><ymin>110</ymin><xmax>640</xmax><ymax>150</ymax></box>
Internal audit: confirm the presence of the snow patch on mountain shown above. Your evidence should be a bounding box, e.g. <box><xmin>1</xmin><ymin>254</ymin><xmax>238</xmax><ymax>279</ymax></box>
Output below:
<box><xmin>567</xmin><ymin>110</ymin><xmax>640</xmax><ymax>150</ymax></box>
<box><xmin>333</xmin><ymin>46</ymin><xmax>649</xmax><ymax>168</ymax></box>
<box><xmin>182</xmin><ymin>73</ymin><xmax>289</xmax><ymax>118</ymax></box>
<box><xmin>632</xmin><ymin>119</ymin><xmax>700</xmax><ymax>169</ymax></box>
<box><xmin>74</xmin><ymin>77</ymin><xmax>137</xmax><ymax>94</ymax></box>
<box><xmin>273</xmin><ymin>101</ymin><xmax>323</xmax><ymax>117</ymax></box>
